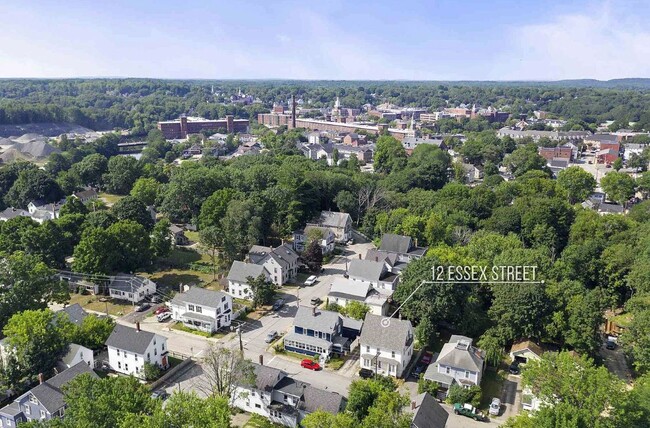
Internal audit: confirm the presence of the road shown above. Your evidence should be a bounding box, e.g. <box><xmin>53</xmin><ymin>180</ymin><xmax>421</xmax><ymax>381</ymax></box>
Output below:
<box><xmin>122</xmin><ymin>242</ymin><xmax>375</xmax><ymax>398</ymax></box>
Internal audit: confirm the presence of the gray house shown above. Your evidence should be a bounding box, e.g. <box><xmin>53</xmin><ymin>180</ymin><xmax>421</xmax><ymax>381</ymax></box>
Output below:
<box><xmin>410</xmin><ymin>392</ymin><xmax>448</xmax><ymax>428</ymax></box>
<box><xmin>378</xmin><ymin>233</ymin><xmax>428</xmax><ymax>262</ymax></box>
<box><xmin>0</xmin><ymin>362</ymin><xmax>97</xmax><ymax>426</ymax></box>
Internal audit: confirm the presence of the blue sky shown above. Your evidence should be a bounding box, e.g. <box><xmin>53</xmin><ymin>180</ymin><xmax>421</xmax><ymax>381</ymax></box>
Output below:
<box><xmin>1</xmin><ymin>0</ymin><xmax>649</xmax><ymax>80</ymax></box>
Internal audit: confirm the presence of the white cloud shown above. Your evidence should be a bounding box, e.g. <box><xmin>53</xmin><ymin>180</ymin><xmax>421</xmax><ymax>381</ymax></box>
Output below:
<box><xmin>493</xmin><ymin>2</ymin><xmax>650</xmax><ymax>80</ymax></box>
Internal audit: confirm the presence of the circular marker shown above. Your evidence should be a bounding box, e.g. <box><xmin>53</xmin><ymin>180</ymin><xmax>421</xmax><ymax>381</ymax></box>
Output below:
<box><xmin>380</xmin><ymin>318</ymin><xmax>391</xmax><ymax>328</ymax></box>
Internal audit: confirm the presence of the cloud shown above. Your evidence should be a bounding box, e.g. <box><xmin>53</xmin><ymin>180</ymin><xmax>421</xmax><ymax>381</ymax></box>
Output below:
<box><xmin>493</xmin><ymin>2</ymin><xmax>650</xmax><ymax>80</ymax></box>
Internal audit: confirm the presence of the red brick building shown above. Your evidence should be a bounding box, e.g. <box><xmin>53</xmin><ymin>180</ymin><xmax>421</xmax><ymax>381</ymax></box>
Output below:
<box><xmin>539</xmin><ymin>146</ymin><xmax>573</xmax><ymax>161</ymax></box>
<box><xmin>157</xmin><ymin>116</ymin><xmax>249</xmax><ymax>139</ymax></box>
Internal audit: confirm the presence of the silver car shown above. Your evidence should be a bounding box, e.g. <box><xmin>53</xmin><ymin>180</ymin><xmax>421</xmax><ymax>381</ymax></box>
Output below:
<box><xmin>489</xmin><ymin>397</ymin><xmax>501</xmax><ymax>416</ymax></box>
<box><xmin>265</xmin><ymin>331</ymin><xmax>278</xmax><ymax>343</ymax></box>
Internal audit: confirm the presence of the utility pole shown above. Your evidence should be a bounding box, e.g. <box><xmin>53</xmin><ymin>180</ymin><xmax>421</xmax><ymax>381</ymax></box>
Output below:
<box><xmin>237</xmin><ymin>327</ymin><xmax>243</xmax><ymax>352</ymax></box>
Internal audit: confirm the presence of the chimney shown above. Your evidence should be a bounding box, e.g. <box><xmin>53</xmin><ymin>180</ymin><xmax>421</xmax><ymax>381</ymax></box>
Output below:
<box><xmin>291</xmin><ymin>95</ymin><xmax>297</xmax><ymax>129</ymax></box>
<box><xmin>259</xmin><ymin>355</ymin><xmax>264</xmax><ymax>366</ymax></box>
<box><xmin>411</xmin><ymin>401</ymin><xmax>416</xmax><ymax>410</ymax></box>
<box><xmin>38</xmin><ymin>373</ymin><xmax>44</xmax><ymax>384</ymax></box>
<box><xmin>136</xmin><ymin>322</ymin><xmax>140</xmax><ymax>332</ymax></box>
<box><xmin>375</xmin><ymin>256</ymin><xmax>379</xmax><ymax>262</ymax></box>
<box><xmin>358</xmin><ymin>254</ymin><xmax>362</xmax><ymax>260</ymax></box>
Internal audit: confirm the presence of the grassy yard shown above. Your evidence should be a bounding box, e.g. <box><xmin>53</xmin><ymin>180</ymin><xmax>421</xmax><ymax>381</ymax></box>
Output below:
<box><xmin>326</xmin><ymin>356</ymin><xmax>345</xmax><ymax>370</ymax></box>
<box><xmin>243</xmin><ymin>414</ymin><xmax>284</xmax><ymax>428</ymax></box>
<box><xmin>171</xmin><ymin>322</ymin><xmax>228</xmax><ymax>339</ymax></box>
<box><xmin>98</xmin><ymin>192</ymin><xmax>124</xmax><ymax>206</ymax></box>
<box><xmin>145</xmin><ymin>248</ymin><xmax>224</xmax><ymax>294</ymax></box>
<box><xmin>480</xmin><ymin>368</ymin><xmax>506</xmax><ymax>410</ymax></box>
<box><xmin>67</xmin><ymin>293</ymin><xmax>134</xmax><ymax>317</ymax></box>
<box><xmin>185</xmin><ymin>230</ymin><xmax>200</xmax><ymax>243</ymax></box>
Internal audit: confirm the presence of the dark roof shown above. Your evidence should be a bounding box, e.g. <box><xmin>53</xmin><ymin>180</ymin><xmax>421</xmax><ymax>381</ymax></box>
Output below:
<box><xmin>301</xmin><ymin>385</ymin><xmax>346</xmax><ymax>414</ymax></box>
<box><xmin>73</xmin><ymin>189</ymin><xmax>97</xmax><ymax>199</ymax></box>
<box><xmin>0</xmin><ymin>402</ymin><xmax>22</xmax><ymax>417</ymax></box>
<box><xmin>105</xmin><ymin>324</ymin><xmax>159</xmax><ymax>354</ymax></box>
<box><xmin>411</xmin><ymin>392</ymin><xmax>449</xmax><ymax>428</ymax></box>
<box><xmin>348</xmin><ymin>259</ymin><xmax>386</xmax><ymax>282</ymax></box>
<box><xmin>365</xmin><ymin>249</ymin><xmax>398</xmax><ymax>266</ymax></box>
<box><xmin>274</xmin><ymin>376</ymin><xmax>309</xmax><ymax>397</ymax></box>
<box><xmin>379</xmin><ymin>233</ymin><xmax>412</xmax><ymax>254</ymax></box>
<box><xmin>108</xmin><ymin>275</ymin><xmax>152</xmax><ymax>292</ymax></box>
<box><xmin>360</xmin><ymin>314</ymin><xmax>413</xmax><ymax>351</ymax></box>
<box><xmin>251</xmin><ymin>363</ymin><xmax>284</xmax><ymax>392</ymax></box>
<box><xmin>59</xmin><ymin>304</ymin><xmax>88</xmax><ymax>326</ymax></box>
<box><xmin>29</xmin><ymin>362</ymin><xmax>97</xmax><ymax>413</ymax></box>
<box><xmin>0</xmin><ymin>207</ymin><xmax>30</xmax><ymax>220</ymax></box>
<box><xmin>170</xmin><ymin>286</ymin><xmax>228</xmax><ymax>309</ymax></box>
<box><xmin>227</xmin><ymin>261</ymin><xmax>268</xmax><ymax>282</ymax></box>
<box><xmin>294</xmin><ymin>306</ymin><xmax>341</xmax><ymax>334</ymax></box>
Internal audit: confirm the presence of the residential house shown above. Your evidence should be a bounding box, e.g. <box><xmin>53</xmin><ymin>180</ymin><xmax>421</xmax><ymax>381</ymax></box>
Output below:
<box><xmin>169</xmin><ymin>224</ymin><xmax>189</xmax><ymax>246</ymax></box>
<box><xmin>107</xmin><ymin>275</ymin><xmax>156</xmax><ymax>303</ymax></box>
<box><xmin>327</xmin><ymin>277</ymin><xmax>390</xmax><ymax>316</ymax></box>
<box><xmin>105</xmin><ymin>323</ymin><xmax>169</xmax><ymax>379</ymax></box>
<box><xmin>58</xmin><ymin>343</ymin><xmax>95</xmax><ymax>370</ymax></box>
<box><xmin>423</xmin><ymin>335</ymin><xmax>485</xmax><ymax>395</ymax></box>
<box><xmin>307</xmin><ymin>131</ymin><xmax>322</xmax><ymax>145</ymax></box>
<box><xmin>538</xmin><ymin>146</ymin><xmax>573</xmax><ymax>162</ymax></box>
<box><xmin>359</xmin><ymin>314</ymin><xmax>414</xmax><ymax>378</ymax></box>
<box><xmin>182</xmin><ymin>144</ymin><xmax>203</xmax><ymax>158</ymax></box>
<box><xmin>334</xmin><ymin>144</ymin><xmax>374</xmax><ymax>164</ymax></box>
<box><xmin>27</xmin><ymin>199</ymin><xmax>64</xmax><ymax>223</ymax></box>
<box><xmin>377</xmin><ymin>233</ymin><xmax>428</xmax><ymax>262</ymax></box>
<box><xmin>71</xmin><ymin>189</ymin><xmax>98</xmax><ymax>203</ymax></box>
<box><xmin>624</xmin><ymin>143</ymin><xmax>646</xmax><ymax>161</ymax></box>
<box><xmin>307</xmin><ymin>211</ymin><xmax>353</xmax><ymax>243</ymax></box>
<box><xmin>583</xmin><ymin>133</ymin><xmax>619</xmax><ymax>149</ymax></box>
<box><xmin>401</xmin><ymin>136</ymin><xmax>447</xmax><ymax>155</ymax></box>
<box><xmin>58</xmin><ymin>304</ymin><xmax>88</xmax><ymax>326</ymax></box>
<box><xmin>283</xmin><ymin>306</ymin><xmax>361</xmax><ymax>358</ymax></box>
<box><xmin>170</xmin><ymin>286</ymin><xmax>233</xmax><ymax>333</ymax></box>
<box><xmin>292</xmin><ymin>226</ymin><xmax>335</xmax><ymax>254</ymax></box>
<box><xmin>226</xmin><ymin>261</ymin><xmax>271</xmax><ymax>300</ymax></box>
<box><xmin>0</xmin><ymin>362</ymin><xmax>97</xmax><ymax>426</ymax></box>
<box><xmin>247</xmin><ymin>244</ymin><xmax>299</xmax><ymax>286</ymax></box>
<box><xmin>348</xmin><ymin>258</ymin><xmax>399</xmax><ymax>291</ymax></box>
<box><xmin>410</xmin><ymin>392</ymin><xmax>449</xmax><ymax>428</ymax></box>
<box><xmin>462</xmin><ymin>163</ymin><xmax>484</xmax><ymax>183</ymax></box>
<box><xmin>0</xmin><ymin>207</ymin><xmax>31</xmax><ymax>222</ymax></box>
<box><xmin>231</xmin><ymin>363</ymin><xmax>346</xmax><ymax>428</ymax></box>
<box><xmin>343</xmin><ymin>132</ymin><xmax>367</xmax><ymax>146</ymax></box>
<box><xmin>509</xmin><ymin>340</ymin><xmax>544</xmax><ymax>364</ymax></box>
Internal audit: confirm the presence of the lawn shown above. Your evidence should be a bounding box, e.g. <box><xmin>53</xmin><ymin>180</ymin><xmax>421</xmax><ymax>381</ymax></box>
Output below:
<box><xmin>480</xmin><ymin>368</ymin><xmax>506</xmax><ymax>410</ymax></box>
<box><xmin>171</xmin><ymin>322</ymin><xmax>228</xmax><ymax>339</ymax></box>
<box><xmin>243</xmin><ymin>414</ymin><xmax>283</xmax><ymax>428</ymax></box>
<box><xmin>98</xmin><ymin>192</ymin><xmax>124</xmax><ymax>206</ymax></box>
<box><xmin>67</xmin><ymin>293</ymin><xmax>134</xmax><ymax>317</ymax></box>
<box><xmin>145</xmin><ymin>248</ymin><xmax>223</xmax><ymax>293</ymax></box>
<box><xmin>326</xmin><ymin>357</ymin><xmax>345</xmax><ymax>370</ymax></box>
<box><xmin>185</xmin><ymin>230</ymin><xmax>200</xmax><ymax>243</ymax></box>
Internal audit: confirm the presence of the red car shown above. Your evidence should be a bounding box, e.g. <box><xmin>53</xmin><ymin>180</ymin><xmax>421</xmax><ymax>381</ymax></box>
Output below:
<box><xmin>301</xmin><ymin>359</ymin><xmax>321</xmax><ymax>371</ymax></box>
<box><xmin>154</xmin><ymin>306</ymin><xmax>170</xmax><ymax>315</ymax></box>
<box><xmin>421</xmin><ymin>352</ymin><xmax>433</xmax><ymax>365</ymax></box>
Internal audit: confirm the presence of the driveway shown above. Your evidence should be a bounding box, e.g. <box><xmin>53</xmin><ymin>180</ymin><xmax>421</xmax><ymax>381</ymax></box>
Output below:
<box><xmin>599</xmin><ymin>342</ymin><xmax>632</xmax><ymax>382</ymax></box>
<box><xmin>500</xmin><ymin>374</ymin><xmax>521</xmax><ymax>421</ymax></box>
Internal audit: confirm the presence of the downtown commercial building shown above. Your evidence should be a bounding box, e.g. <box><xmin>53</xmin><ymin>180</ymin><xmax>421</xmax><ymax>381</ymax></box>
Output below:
<box><xmin>157</xmin><ymin>116</ymin><xmax>249</xmax><ymax>139</ymax></box>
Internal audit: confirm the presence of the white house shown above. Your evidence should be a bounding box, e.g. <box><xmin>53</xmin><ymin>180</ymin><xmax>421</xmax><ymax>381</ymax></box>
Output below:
<box><xmin>59</xmin><ymin>343</ymin><xmax>95</xmax><ymax>369</ymax></box>
<box><xmin>509</xmin><ymin>340</ymin><xmax>544</xmax><ymax>364</ymax></box>
<box><xmin>226</xmin><ymin>261</ymin><xmax>270</xmax><ymax>300</ymax></box>
<box><xmin>105</xmin><ymin>323</ymin><xmax>168</xmax><ymax>379</ymax></box>
<box><xmin>292</xmin><ymin>226</ymin><xmax>335</xmax><ymax>254</ymax></box>
<box><xmin>327</xmin><ymin>277</ymin><xmax>389</xmax><ymax>316</ymax></box>
<box><xmin>306</xmin><ymin>211</ymin><xmax>353</xmax><ymax>243</ymax></box>
<box><xmin>107</xmin><ymin>275</ymin><xmax>156</xmax><ymax>303</ymax></box>
<box><xmin>247</xmin><ymin>244</ymin><xmax>299</xmax><ymax>286</ymax></box>
<box><xmin>231</xmin><ymin>363</ymin><xmax>346</xmax><ymax>428</ymax></box>
<box><xmin>348</xmin><ymin>259</ymin><xmax>399</xmax><ymax>291</ymax></box>
<box><xmin>359</xmin><ymin>314</ymin><xmax>414</xmax><ymax>378</ymax></box>
<box><xmin>170</xmin><ymin>286</ymin><xmax>233</xmax><ymax>333</ymax></box>
<box><xmin>27</xmin><ymin>199</ymin><xmax>64</xmax><ymax>223</ymax></box>
<box><xmin>423</xmin><ymin>335</ymin><xmax>485</xmax><ymax>394</ymax></box>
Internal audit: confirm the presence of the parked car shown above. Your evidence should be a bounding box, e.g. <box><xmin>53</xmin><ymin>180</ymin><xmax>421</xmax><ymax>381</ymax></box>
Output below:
<box><xmin>453</xmin><ymin>403</ymin><xmax>484</xmax><ymax>421</ymax></box>
<box><xmin>157</xmin><ymin>312</ymin><xmax>172</xmax><ymax>322</ymax></box>
<box><xmin>310</xmin><ymin>297</ymin><xmax>322</xmax><ymax>306</ymax></box>
<box><xmin>272</xmin><ymin>299</ymin><xmax>285</xmax><ymax>311</ymax></box>
<box><xmin>265</xmin><ymin>331</ymin><xmax>279</xmax><ymax>343</ymax></box>
<box><xmin>301</xmin><ymin>359</ymin><xmax>321</xmax><ymax>371</ymax></box>
<box><xmin>412</xmin><ymin>365</ymin><xmax>425</xmax><ymax>377</ymax></box>
<box><xmin>304</xmin><ymin>275</ymin><xmax>317</xmax><ymax>286</ymax></box>
<box><xmin>509</xmin><ymin>361</ymin><xmax>520</xmax><ymax>375</ymax></box>
<box><xmin>421</xmin><ymin>352</ymin><xmax>433</xmax><ymax>365</ymax></box>
<box><xmin>358</xmin><ymin>368</ymin><xmax>374</xmax><ymax>379</ymax></box>
<box><xmin>606</xmin><ymin>340</ymin><xmax>616</xmax><ymax>350</ymax></box>
<box><xmin>154</xmin><ymin>306</ymin><xmax>170</xmax><ymax>315</ymax></box>
<box><xmin>489</xmin><ymin>397</ymin><xmax>501</xmax><ymax>416</ymax></box>
<box><xmin>150</xmin><ymin>296</ymin><xmax>161</xmax><ymax>304</ymax></box>
<box><xmin>151</xmin><ymin>390</ymin><xmax>169</xmax><ymax>400</ymax></box>
<box><xmin>135</xmin><ymin>303</ymin><xmax>151</xmax><ymax>312</ymax></box>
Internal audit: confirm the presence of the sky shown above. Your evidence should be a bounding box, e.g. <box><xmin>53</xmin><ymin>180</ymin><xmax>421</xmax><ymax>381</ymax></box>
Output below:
<box><xmin>1</xmin><ymin>0</ymin><xmax>649</xmax><ymax>81</ymax></box>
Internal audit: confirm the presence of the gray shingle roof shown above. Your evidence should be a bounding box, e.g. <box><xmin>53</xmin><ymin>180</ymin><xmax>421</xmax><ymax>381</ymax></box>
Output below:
<box><xmin>293</xmin><ymin>306</ymin><xmax>341</xmax><ymax>334</ymax></box>
<box><xmin>274</xmin><ymin>376</ymin><xmax>309</xmax><ymax>397</ymax></box>
<box><xmin>348</xmin><ymin>259</ymin><xmax>385</xmax><ymax>282</ymax></box>
<box><xmin>411</xmin><ymin>392</ymin><xmax>448</xmax><ymax>428</ymax></box>
<box><xmin>170</xmin><ymin>286</ymin><xmax>228</xmax><ymax>309</ymax></box>
<box><xmin>59</xmin><ymin>303</ymin><xmax>88</xmax><ymax>326</ymax></box>
<box><xmin>379</xmin><ymin>233</ymin><xmax>412</xmax><ymax>254</ymax></box>
<box><xmin>248</xmin><ymin>244</ymin><xmax>299</xmax><ymax>270</ymax></box>
<box><xmin>251</xmin><ymin>363</ymin><xmax>284</xmax><ymax>392</ymax></box>
<box><xmin>108</xmin><ymin>275</ymin><xmax>152</xmax><ymax>292</ymax></box>
<box><xmin>365</xmin><ymin>249</ymin><xmax>398</xmax><ymax>266</ymax></box>
<box><xmin>105</xmin><ymin>324</ymin><xmax>159</xmax><ymax>355</ymax></box>
<box><xmin>0</xmin><ymin>208</ymin><xmax>30</xmax><ymax>220</ymax></box>
<box><xmin>360</xmin><ymin>314</ymin><xmax>413</xmax><ymax>352</ymax></box>
<box><xmin>30</xmin><ymin>361</ymin><xmax>97</xmax><ymax>413</ymax></box>
<box><xmin>0</xmin><ymin>401</ymin><xmax>22</xmax><ymax>417</ymax></box>
<box><xmin>301</xmin><ymin>385</ymin><xmax>346</xmax><ymax>414</ymax></box>
<box><xmin>329</xmin><ymin>277</ymin><xmax>370</xmax><ymax>300</ymax></box>
<box><xmin>317</xmin><ymin>211</ymin><xmax>351</xmax><ymax>229</ymax></box>
<box><xmin>436</xmin><ymin>337</ymin><xmax>484</xmax><ymax>372</ymax></box>
<box><xmin>227</xmin><ymin>261</ymin><xmax>268</xmax><ymax>283</ymax></box>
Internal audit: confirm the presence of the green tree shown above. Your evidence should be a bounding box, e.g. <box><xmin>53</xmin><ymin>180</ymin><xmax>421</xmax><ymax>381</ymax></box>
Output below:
<box><xmin>107</xmin><ymin>220</ymin><xmax>152</xmax><ymax>272</ymax></box>
<box><xmin>59</xmin><ymin>197</ymin><xmax>89</xmax><ymax>217</ymax></box>
<box><xmin>613</xmin><ymin>156</ymin><xmax>624</xmax><ymax>171</ymax></box>
<box><xmin>151</xmin><ymin>218</ymin><xmax>172</xmax><ymax>258</ymax></box>
<box><xmin>374</xmin><ymin>135</ymin><xmax>407</xmax><ymax>174</ymax></box>
<box><xmin>503</xmin><ymin>144</ymin><xmax>547</xmax><ymax>177</ymax></box>
<box><xmin>347</xmin><ymin>378</ymin><xmax>397</xmax><ymax>421</ymax></box>
<box><xmin>198</xmin><ymin>188</ymin><xmax>237</xmax><ymax>229</ymax></box>
<box><xmin>247</xmin><ymin>274</ymin><xmax>276</xmax><ymax>309</ymax></box>
<box><xmin>3</xmin><ymin>309</ymin><xmax>72</xmax><ymax>385</ymax></box>
<box><xmin>129</xmin><ymin>177</ymin><xmax>161</xmax><ymax>206</ymax></box>
<box><xmin>601</xmin><ymin>171</ymin><xmax>636</xmax><ymax>204</ymax></box>
<box><xmin>73</xmin><ymin>228</ymin><xmax>118</xmax><ymax>274</ymax></box>
<box><xmin>556</xmin><ymin>166</ymin><xmax>596</xmax><ymax>204</ymax></box>
<box><xmin>220</xmin><ymin>199</ymin><xmax>263</xmax><ymax>261</ymax></box>
<box><xmin>5</xmin><ymin>169</ymin><xmax>63</xmax><ymax>209</ymax></box>
<box><xmin>199</xmin><ymin>345</ymin><xmax>256</xmax><ymax>404</ymax></box>
<box><xmin>199</xmin><ymin>226</ymin><xmax>222</xmax><ymax>280</ymax></box>
<box><xmin>103</xmin><ymin>156</ymin><xmax>141</xmax><ymax>195</ymax></box>
<box><xmin>71</xmin><ymin>153</ymin><xmax>108</xmax><ymax>187</ymax></box>
<box><xmin>71</xmin><ymin>314</ymin><xmax>115</xmax><ymax>350</ymax></box>
<box><xmin>0</xmin><ymin>252</ymin><xmax>68</xmax><ymax>327</ymax></box>
<box><xmin>342</xmin><ymin>301</ymin><xmax>370</xmax><ymax>320</ymax></box>
<box><xmin>302</xmin><ymin>240</ymin><xmax>324</xmax><ymax>273</ymax></box>
<box><xmin>112</xmin><ymin>195</ymin><xmax>154</xmax><ymax>230</ymax></box>
<box><xmin>21</xmin><ymin>220</ymin><xmax>70</xmax><ymax>268</ymax></box>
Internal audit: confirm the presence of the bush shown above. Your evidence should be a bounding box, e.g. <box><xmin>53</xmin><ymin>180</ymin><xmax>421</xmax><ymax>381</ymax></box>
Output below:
<box><xmin>446</xmin><ymin>384</ymin><xmax>481</xmax><ymax>407</ymax></box>
<box><xmin>417</xmin><ymin>374</ymin><xmax>439</xmax><ymax>395</ymax></box>
<box><xmin>143</xmin><ymin>362</ymin><xmax>162</xmax><ymax>381</ymax></box>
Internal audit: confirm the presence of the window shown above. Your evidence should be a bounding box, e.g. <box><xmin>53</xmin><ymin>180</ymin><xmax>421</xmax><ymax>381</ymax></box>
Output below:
<box><xmin>116</xmin><ymin>350</ymin><xmax>120</xmax><ymax>357</ymax></box>
<box><xmin>465</xmin><ymin>371</ymin><xmax>470</xmax><ymax>378</ymax></box>
<box><xmin>255</xmin><ymin>404</ymin><xmax>261</xmax><ymax>409</ymax></box>
<box><xmin>162</xmin><ymin>343</ymin><xmax>165</xmax><ymax>350</ymax></box>
<box><xmin>29</xmin><ymin>395</ymin><xmax>38</xmax><ymax>404</ymax></box>
<box><xmin>24</xmin><ymin>405</ymin><xmax>31</xmax><ymax>415</ymax></box>
<box><xmin>154</xmin><ymin>349</ymin><xmax>157</xmax><ymax>356</ymax></box>
<box><xmin>147</xmin><ymin>353</ymin><xmax>151</xmax><ymax>361</ymax></box>
<box><xmin>445</xmin><ymin>367</ymin><xmax>450</xmax><ymax>374</ymax></box>
<box><xmin>125</xmin><ymin>364</ymin><xmax>129</xmax><ymax>371</ymax></box>
<box><xmin>188</xmin><ymin>304</ymin><xmax>195</xmax><ymax>312</ymax></box>
<box><xmin>134</xmin><ymin>355</ymin><xmax>138</xmax><ymax>361</ymax></box>
<box><xmin>391</xmin><ymin>351</ymin><xmax>395</xmax><ymax>358</ymax></box>
<box><xmin>221</xmin><ymin>296</ymin><xmax>226</xmax><ymax>302</ymax></box>
<box><xmin>366</xmin><ymin>346</ymin><xmax>370</xmax><ymax>352</ymax></box>
<box><xmin>195</xmin><ymin>306</ymin><xmax>202</xmax><ymax>313</ymax></box>
<box><xmin>378</xmin><ymin>361</ymin><xmax>382</xmax><ymax>369</ymax></box>
<box><xmin>118</xmin><ymin>362</ymin><xmax>122</xmax><ymax>369</ymax></box>
<box><xmin>40</xmin><ymin>410</ymin><xmax>46</xmax><ymax>419</ymax></box>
